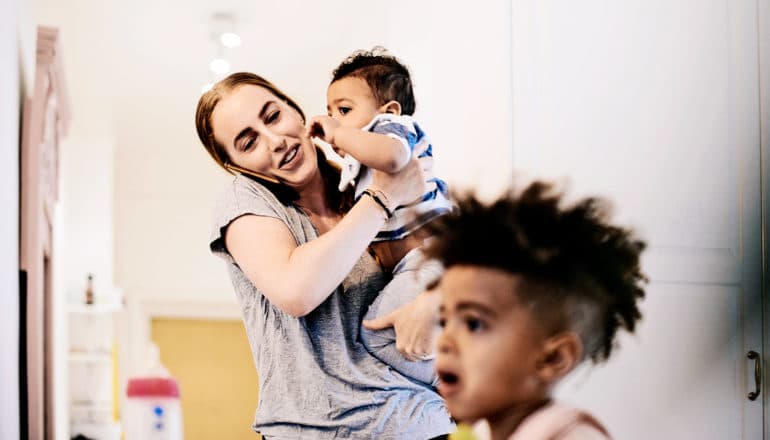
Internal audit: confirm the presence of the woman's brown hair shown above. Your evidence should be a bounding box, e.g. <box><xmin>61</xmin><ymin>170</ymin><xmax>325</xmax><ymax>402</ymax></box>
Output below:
<box><xmin>195</xmin><ymin>72</ymin><xmax>352</xmax><ymax>213</ymax></box>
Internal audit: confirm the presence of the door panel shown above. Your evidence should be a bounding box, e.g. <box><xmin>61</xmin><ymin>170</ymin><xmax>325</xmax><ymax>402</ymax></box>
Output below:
<box><xmin>558</xmin><ymin>284</ymin><xmax>741</xmax><ymax>438</ymax></box>
<box><xmin>512</xmin><ymin>1</ymin><xmax>763</xmax><ymax>437</ymax></box>
<box><xmin>151</xmin><ymin>319</ymin><xmax>261</xmax><ymax>440</ymax></box>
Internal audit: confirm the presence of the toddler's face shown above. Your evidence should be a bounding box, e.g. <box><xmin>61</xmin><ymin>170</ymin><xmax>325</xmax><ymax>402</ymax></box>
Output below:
<box><xmin>327</xmin><ymin>77</ymin><xmax>383</xmax><ymax>129</ymax></box>
<box><xmin>435</xmin><ymin>266</ymin><xmax>547</xmax><ymax>424</ymax></box>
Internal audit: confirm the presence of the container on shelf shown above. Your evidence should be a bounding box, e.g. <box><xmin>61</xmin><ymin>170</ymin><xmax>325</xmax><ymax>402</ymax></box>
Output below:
<box><xmin>123</xmin><ymin>344</ymin><xmax>183</xmax><ymax>440</ymax></box>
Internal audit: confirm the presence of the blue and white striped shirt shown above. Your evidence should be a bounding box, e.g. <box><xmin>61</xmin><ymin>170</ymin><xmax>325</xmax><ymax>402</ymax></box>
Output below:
<box><xmin>351</xmin><ymin>113</ymin><xmax>452</xmax><ymax>242</ymax></box>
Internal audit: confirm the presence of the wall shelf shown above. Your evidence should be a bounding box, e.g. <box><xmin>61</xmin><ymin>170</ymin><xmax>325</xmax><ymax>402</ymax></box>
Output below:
<box><xmin>68</xmin><ymin>303</ymin><xmax>122</xmax><ymax>315</ymax></box>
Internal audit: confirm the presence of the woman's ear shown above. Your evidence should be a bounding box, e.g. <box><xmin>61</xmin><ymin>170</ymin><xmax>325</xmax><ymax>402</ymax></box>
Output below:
<box><xmin>535</xmin><ymin>332</ymin><xmax>583</xmax><ymax>384</ymax></box>
<box><xmin>379</xmin><ymin>100</ymin><xmax>402</xmax><ymax>116</ymax></box>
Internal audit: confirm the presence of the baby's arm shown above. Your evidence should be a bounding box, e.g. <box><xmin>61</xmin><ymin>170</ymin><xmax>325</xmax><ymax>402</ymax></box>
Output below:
<box><xmin>308</xmin><ymin>115</ymin><xmax>410</xmax><ymax>173</ymax></box>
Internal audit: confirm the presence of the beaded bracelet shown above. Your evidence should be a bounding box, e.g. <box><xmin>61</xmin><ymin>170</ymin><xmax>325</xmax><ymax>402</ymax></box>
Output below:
<box><xmin>361</xmin><ymin>189</ymin><xmax>394</xmax><ymax>219</ymax></box>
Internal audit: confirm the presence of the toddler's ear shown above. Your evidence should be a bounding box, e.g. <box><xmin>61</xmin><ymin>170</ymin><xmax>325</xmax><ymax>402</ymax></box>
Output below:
<box><xmin>379</xmin><ymin>101</ymin><xmax>402</xmax><ymax>116</ymax></box>
<box><xmin>535</xmin><ymin>332</ymin><xmax>583</xmax><ymax>384</ymax></box>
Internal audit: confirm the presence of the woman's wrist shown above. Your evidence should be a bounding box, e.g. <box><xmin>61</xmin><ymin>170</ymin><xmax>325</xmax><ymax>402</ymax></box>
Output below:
<box><xmin>362</xmin><ymin>187</ymin><xmax>395</xmax><ymax>219</ymax></box>
<box><xmin>361</xmin><ymin>189</ymin><xmax>392</xmax><ymax>220</ymax></box>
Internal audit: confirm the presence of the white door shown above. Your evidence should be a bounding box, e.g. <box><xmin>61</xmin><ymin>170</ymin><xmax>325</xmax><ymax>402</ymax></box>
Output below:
<box><xmin>511</xmin><ymin>1</ymin><xmax>764</xmax><ymax>438</ymax></box>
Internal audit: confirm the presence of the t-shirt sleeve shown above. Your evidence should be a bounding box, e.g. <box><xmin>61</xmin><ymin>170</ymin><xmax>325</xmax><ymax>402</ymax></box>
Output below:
<box><xmin>209</xmin><ymin>175</ymin><xmax>291</xmax><ymax>263</ymax></box>
<box><xmin>366</xmin><ymin>114</ymin><xmax>415</xmax><ymax>158</ymax></box>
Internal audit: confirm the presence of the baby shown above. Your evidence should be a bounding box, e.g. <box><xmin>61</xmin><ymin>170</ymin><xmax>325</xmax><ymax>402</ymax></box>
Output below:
<box><xmin>309</xmin><ymin>47</ymin><xmax>452</xmax><ymax>385</ymax></box>
<box><xmin>424</xmin><ymin>182</ymin><xmax>647</xmax><ymax>439</ymax></box>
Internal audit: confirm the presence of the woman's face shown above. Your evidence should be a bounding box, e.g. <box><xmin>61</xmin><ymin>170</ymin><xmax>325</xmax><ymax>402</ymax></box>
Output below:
<box><xmin>211</xmin><ymin>85</ymin><xmax>319</xmax><ymax>190</ymax></box>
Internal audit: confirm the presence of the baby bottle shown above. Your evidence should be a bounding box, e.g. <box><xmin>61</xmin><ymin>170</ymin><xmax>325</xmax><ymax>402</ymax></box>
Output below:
<box><xmin>123</xmin><ymin>343</ymin><xmax>183</xmax><ymax>439</ymax></box>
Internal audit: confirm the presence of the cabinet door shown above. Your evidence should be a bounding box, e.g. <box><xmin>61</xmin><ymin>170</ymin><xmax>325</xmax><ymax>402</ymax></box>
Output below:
<box><xmin>511</xmin><ymin>1</ymin><xmax>764</xmax><ymax>438</ymax></box>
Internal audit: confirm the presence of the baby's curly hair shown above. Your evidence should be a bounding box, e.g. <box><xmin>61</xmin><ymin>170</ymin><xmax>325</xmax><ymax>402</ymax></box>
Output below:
<box><xmin>331</xmin><ymin>46</ymin><xmax>416</xmax><ymax>115</ymax></box>
<box><xmin>423</xmin><ymin>181</ymin><xmax>647</xmax><ymax>364</ymax></box>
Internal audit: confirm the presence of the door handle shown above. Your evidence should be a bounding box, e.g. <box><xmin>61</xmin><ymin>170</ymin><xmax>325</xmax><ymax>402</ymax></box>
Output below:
<box><xmin>747</xmin><ymin>351</ymin><xmax>761</xmax><ymax>401</ymax></box>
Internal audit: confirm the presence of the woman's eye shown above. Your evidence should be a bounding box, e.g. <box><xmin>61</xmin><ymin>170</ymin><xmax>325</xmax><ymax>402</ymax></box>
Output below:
<box><xmin>266</xmin><ymin>110</ymin><xmax>280</xmax><ymax>123</ymax></box>
<box><xmin>242</xmin><ymin>135</ymin><xmax>256</xmax><ymax>151</ymax></box>
<box><xmin>465</xmin><ymin>317</ymin><xmax>485</xmax><ymax>332</ymax></box>
<box><xmin>438</xmin><ymin>317</ymin><xmax>446</xmax><ymax>328</ymax></box>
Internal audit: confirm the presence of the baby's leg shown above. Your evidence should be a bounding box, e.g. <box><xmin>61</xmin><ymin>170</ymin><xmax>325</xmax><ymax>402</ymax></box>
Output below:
<box><xmin>361</xmin><ymin>248</ymin><xmax>443</xmax><ymax>386</ymax></box>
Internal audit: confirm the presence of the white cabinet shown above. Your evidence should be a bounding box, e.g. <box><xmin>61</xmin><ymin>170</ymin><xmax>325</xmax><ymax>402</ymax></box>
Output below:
<box><xmin>511</xmin><ymin>1</ymin><xmax>766</xmax><ymax>437</ymax></box>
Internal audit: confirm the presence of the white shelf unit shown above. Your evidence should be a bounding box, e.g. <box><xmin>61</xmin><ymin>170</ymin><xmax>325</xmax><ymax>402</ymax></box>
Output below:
<box><xmin>68</xmin><ymin>303</ymin><xmax>122</xmax><ymax>315</ymax></box>
<box><xmin>69</xmin><ymin>422</ymin><xmax>122</xmax><ymax>440</ymax></box>
<box><xmin>68</xmin><ymin>302</ymin><xmax>122</xmax><ymax>440</ymax></box>
<box><xmin>68</xmin><ymin>352</ymin><xmax>112</xmax><ymax>364</ymax></box>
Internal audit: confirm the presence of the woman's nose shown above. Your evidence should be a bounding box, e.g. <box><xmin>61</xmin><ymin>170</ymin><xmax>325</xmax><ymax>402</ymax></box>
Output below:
<box><xmin>263</xmin><ymin>128</ymin><xmax>285</xmax><ymax>152</ymax></box>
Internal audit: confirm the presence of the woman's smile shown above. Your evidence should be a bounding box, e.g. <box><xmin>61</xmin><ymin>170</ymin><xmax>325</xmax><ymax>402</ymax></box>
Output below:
<box><xmin>278</xmin><ymin>143</ymin><xmax>302</xmax><ymax>169</ymax></box>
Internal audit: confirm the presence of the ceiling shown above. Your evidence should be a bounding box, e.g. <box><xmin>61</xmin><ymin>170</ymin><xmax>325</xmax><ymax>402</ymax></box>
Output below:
<box><xmin>34</xmin><ymin>0</ymin><xmax>427</xmax><ymax>144</ymax></box>
<box><xmin>30</xmin><ymin>0</ymin><xmax>515</xmax><ymax>199</ymax></box>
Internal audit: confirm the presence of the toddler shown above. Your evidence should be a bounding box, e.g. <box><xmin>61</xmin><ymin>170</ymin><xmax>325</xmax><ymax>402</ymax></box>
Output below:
<box><xmin>309</xmin><ymin>47</ymin><xmax>452</xmax><ymax>385</ymax></box>
<box><xmin>425</xmin><ymin>182</ymin><xmax>647</xmax><ymax>439</ymax></box>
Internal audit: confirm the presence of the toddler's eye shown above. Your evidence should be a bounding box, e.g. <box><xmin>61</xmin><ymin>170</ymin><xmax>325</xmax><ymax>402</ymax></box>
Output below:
<box><xmin>438</xmin><ymin>318</ymin><xmax>446</xmax><ymax>328</ymax></box>
<box><xmin>339</xmin><ymin>107</ymin><xmax>351</xmax><ymax>115</ymax></box>
<box><xmin>465</xmin><ymin>318</ymin><xmax>485</xmax><ymax>332</ymax></box>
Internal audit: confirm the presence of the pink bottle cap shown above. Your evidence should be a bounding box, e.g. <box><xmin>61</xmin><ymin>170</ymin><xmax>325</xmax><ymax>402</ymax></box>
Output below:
<box><xmin>126</xmin><ymin>377</ymin><xmax>180</xmax><ymax>398</ymax></box>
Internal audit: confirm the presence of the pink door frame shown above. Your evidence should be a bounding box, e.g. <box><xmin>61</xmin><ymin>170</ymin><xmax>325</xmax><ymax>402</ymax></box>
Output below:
<box><xmin>20</xmin><ymin>25</ymin><xmax>70</xmax><ymax>440</ymax></box>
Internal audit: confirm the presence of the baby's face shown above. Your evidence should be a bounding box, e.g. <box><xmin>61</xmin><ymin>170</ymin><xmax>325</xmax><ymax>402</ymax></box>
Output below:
<box><xmin>327</xmin><ymin>76</ymin><xmax>382</xmax><ymax>129</ymax></box>
<box><xmin>435</xmin><ymin>266</ymin><xmax>548</xmax><ymax>424</ymax></box>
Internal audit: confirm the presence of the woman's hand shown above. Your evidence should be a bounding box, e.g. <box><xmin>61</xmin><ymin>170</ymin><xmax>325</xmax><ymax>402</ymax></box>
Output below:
<box><xmin>362</xmin><ymin>288</ymin><xmax>442</xmax><ymax>361</ymax></box>
<box><xmin>370</xmin><ymin>156</ymin><xmax>429</xmax><ymax>208</ymax></box>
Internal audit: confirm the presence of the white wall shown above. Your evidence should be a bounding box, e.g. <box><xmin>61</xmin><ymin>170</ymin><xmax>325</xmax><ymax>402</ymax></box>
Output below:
<box><xmin>385</xmin><ymin>1</ymin><xmax>514</xmax><ymax>198</ymax></box>
<box><xmin>1</xmin><ymin>0</ymin><xmax>21</xmax><ymax>437</ymax></box>
<box><xmin>36</xmin><ymin>0</ymin><xmax>117</xmax><ymax>304</ymax></box>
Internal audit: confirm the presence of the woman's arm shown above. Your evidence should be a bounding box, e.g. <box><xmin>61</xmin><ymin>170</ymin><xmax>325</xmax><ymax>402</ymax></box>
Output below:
<box><xmin>308</xmin><ymin>115</ymin><xmax>410</xmax><ymax>173</ymax></box>
<box><xmin>225</xmin><ymin>158</ymin><xmax>427</xmax><ymax>317</ymax></box>
<box><xmin>226</xmin><ymin>195</ymin><xmax>385</xmax><ymax>317</ymax></box>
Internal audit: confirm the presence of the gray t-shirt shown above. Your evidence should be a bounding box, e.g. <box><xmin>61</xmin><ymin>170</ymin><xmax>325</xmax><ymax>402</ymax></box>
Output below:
<box><xmin>210</xmin><ymin>175</ymin><xmax>453</xmax><ymax>439</ymax></box>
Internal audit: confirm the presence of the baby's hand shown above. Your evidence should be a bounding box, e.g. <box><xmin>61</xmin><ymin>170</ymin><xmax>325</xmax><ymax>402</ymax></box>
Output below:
<box><xmin>307</xmin><ymin>115</ymin><xmax>340</xmax><ymax>145</ymax></box>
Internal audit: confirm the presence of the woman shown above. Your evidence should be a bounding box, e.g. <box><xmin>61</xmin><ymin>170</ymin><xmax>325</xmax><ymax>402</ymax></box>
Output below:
<box><xmin>195</xmin><ymin>72</ymin><xmax>453</xmax><ymax>439</ymax></box>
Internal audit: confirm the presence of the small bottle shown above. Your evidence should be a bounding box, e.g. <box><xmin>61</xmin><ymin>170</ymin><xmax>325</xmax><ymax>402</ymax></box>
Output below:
<box><xmin>125</xmin><ymin>343</ymin><xmax>183</xmax><ymax>439</ymax></box>
<box><xmin>85</xmin><ymin>273</ymin><xmax>94</xmax><ymax>305</ymax></box>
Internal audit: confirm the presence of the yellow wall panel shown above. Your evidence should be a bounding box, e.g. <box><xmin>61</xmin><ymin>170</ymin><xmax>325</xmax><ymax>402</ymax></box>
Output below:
<box><xmin>151</xmin><ymin>318</ymin><xmax>260</xmax><ymax>440</ymax></box>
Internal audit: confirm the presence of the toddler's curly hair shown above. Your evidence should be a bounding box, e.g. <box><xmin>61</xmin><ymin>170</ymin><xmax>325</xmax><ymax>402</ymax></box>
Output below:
<box><xmin>331</xmin><ymin>46</ymin><xmax>416</xmax><ymax>115</ymax></box>
<box><xmin>424</xmin><ymin>181</ymin><xmax>647</xmax><ymax>363</ymax></box>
